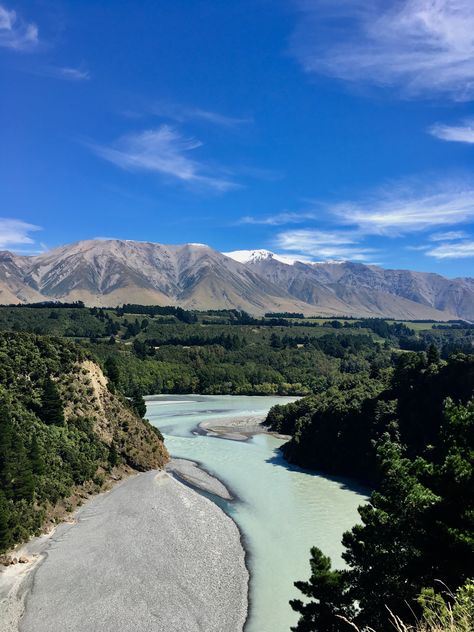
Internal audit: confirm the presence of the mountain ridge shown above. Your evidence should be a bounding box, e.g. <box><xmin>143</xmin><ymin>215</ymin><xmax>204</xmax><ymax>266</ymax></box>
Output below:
<box><xmin>0</xmin><ymin>240</ymin><xmax>473</xmax><ymax>320</ymax></box>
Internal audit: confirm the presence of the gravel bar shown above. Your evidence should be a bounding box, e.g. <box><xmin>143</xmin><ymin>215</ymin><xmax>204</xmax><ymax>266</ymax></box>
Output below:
<box><xmin>166</xmin><ymin>458</ymin><xmax>233</xmax><ymax>500</ymax></box>
<box><xmin>18</xmin><ymin>471</ymin><xmax>248</xmax><ymax>632</ymax></box>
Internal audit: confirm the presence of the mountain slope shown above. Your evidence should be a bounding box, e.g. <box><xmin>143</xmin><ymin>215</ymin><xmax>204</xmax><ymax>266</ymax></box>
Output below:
<box><xmin>226</xmin><ymin>250</ymin><xmax>474</xmax><ymax>320</ymax></box>
<box><xmin>0</xmin><ymin>240</ymin><xmax>473</xmax><ymax>319</ymax></box>
<box><xmin>6</xmin><ymin>240</ymin><xmax>310</xmax><ymax>313</ymax></box>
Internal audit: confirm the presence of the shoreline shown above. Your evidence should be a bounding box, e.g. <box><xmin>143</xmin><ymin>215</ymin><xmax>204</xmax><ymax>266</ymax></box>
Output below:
<box><xmin>197</xmin><ymin>413</ymin><xmax>291</xmax><ymax>442</ymax></box>
<box><xmin>0</xmin><ymin>469</ymin><xmax>249</xmax><ymax>632</ymax></box>
<box><xmin>166</xmin><ymin>457</ymin><xmax>235</xmax><ymax>500</ymax></box>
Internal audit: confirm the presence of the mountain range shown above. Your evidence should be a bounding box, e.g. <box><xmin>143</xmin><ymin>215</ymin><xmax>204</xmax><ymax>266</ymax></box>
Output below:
<box><xmin>0</xmin><ymin>239</ymin><xmax>473</xmax><ymax>320</ymax></box>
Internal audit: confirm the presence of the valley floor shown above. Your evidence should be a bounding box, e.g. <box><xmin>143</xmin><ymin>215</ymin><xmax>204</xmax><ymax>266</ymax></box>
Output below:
<box><xmin>0</xmin><ymin>470</ymin><xmax>248</xmax><ymax>632</ymax></box>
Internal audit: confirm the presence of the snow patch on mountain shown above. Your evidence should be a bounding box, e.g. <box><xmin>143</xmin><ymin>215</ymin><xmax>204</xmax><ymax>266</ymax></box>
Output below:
<box><xmin>224</xmin><ymin>249</ymin><xmax>306</xmax><ymax>265</ymax></box>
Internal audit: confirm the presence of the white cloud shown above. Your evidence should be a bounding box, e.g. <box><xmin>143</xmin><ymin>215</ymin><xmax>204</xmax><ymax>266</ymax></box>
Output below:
<box><xmin>90</xmin><ymin>125</ymin><xmax>238</xmax><ymax>192</ymax></box>
<box><xmin>275</xmin><ymin>229</ymin><xmax>376</xmax><ymax>261</ymax></box>
<box><xmin>430</xmin><ymin>230</ymin><xmax>469</xmax><ymax>241</ymax></box>
<box><xmin>330</xmin><ymin>184</ymin><xmax>474</xmax><ymax>234</ymax></box>
<box><xmin>0</xmin><ymin>218</ymin><xmax>42</xmax><ymax>249</ymax></box>
<box><xmin>33</xmin><ymin>65</ymin><xmax>91</xmax><ymax>81</ymax></box>
<box><xmin>0</xmin><ymin>4</ymin><xmax>38</xmax><ymax>51</ymax></box>
<box><xmin>153</xmin><ymin>103</ymin><xmax>251</xmax><ymax>127</ymax></box>
<box><xmin>291</xmin><ymin>0</ymin><xmax>474</xmax><ymax>100</ymax></box>
<box><xmin>429</xmin><ymin>119</ymin><xmax>474</xmax><ymax>143</ymax></box>
<box><xmin>427</xmin><ymin>240</ymin><xmax>474</xmax><ymax>258</ymax></box>
<box><xmin>239</xmin><ymin>212</ymin><xmax>317</xmax><ymax>226</ymax></box>
<box><xmin>54</xmin><ymin>66</ymin><xmax>90</xmax><ymax>81</ymax></box>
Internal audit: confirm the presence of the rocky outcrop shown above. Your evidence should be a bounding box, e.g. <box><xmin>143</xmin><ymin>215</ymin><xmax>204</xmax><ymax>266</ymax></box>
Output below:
<box><xmin>60</xmin><ymin>359</ymin><xmax>168</xmax><ymax>471</ymax></box>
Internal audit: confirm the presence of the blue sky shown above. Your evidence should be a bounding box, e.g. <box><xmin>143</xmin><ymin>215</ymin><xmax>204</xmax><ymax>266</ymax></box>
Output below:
<box><xmin>2</xmin><ymin>0</ymin><xmax>474</xmax><ymax>277</ymax></box>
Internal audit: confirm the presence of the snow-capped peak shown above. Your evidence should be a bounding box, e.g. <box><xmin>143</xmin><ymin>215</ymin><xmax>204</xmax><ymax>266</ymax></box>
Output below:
<box><xmin>224</xmin><ymin>249</ymin><xmax>303</xmax><ymax>265</ymax></box>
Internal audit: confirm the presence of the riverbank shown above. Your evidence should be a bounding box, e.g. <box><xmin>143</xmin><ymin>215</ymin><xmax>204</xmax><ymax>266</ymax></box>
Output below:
<box><xmin>166</xmin><ymin>457</ymin><xmax>234</xmax><ymax>500</ymax></box>
<box><xmin>0</xmin><ymin>470</ymin><xmax>248</xmax><ymax>632</ymax></box>
<box><xmin>199</xmin><ymin>413</ymin><xmax>291</xmax><ymax>441</ymax></box>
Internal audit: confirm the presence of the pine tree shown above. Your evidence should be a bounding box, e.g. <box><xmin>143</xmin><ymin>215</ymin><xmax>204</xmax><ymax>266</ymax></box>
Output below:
<box><xmin>105</xmin><ymin>357</ymin><xmax>120</xmax><ymax>386</ymax></box>
<box><xmin>11</xmin><ymin>434</ymin><xmax>35</xmax><ymax>502</ymax></box>
<box><xmin>108</xmin><ymin>442</ymin><xmax>120</xmax><ymax>467</ymax></box>
<box><xmin>131</xmin><ymin>388</ymin><xmax>146</xmax><ymax>418</ymax></box>
<box><xmin>0</xmin><ymin>398</ymin><xmax>14</xmax><ymax>498</ymax></box>
<box><xmin>427</xmin><ymin>343</ymin><xmax>441</xmax><ymax>365</ymax></box>
<box><xmin>30</xmin><ymin>435</ymin><xmax>44</xmax><ymax>475</ymax></box>
<box><xmin>39</xmin><ymin>377</ymin><xmax>64</xmax><ymax>426</ymax></box>
<box><xmin>0</xmin><ymin>491</ymin><xmax>11</xmax><ymax>553</ymax></box>
<box><xmin>290</xmin><ymin>548</ymin><xmax>353</xmax><ymax>632</ymax></box>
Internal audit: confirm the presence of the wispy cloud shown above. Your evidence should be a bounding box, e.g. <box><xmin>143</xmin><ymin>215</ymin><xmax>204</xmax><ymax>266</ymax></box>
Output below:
<box><xmin>0</xmin><ymin>218</ymin><xmax>42</xmax><ymax>249</ymax></box>
<box><xmin>259</xmin><ymin>179</ymin><xmax>474</xmax><ymax>264</ymax></box>
<box><xmin>152</xmin><ymin>103</ymin><xmax>252</xmax><ymax>127</ymax></box>
<box><xmin>54</xmin><ymin>66</ymin><xmax>90</xmax><ymax>81</ymax></box>
<box><xmin>0</xmin><ymin>4</ymin><xmax>38</xmax><ymax>51</ymax></box>
<box><xmin>239</xmin><ymin>212</ymin><xmax>316</xmax><ymax>226</ymax></box>
<box><xmin>429</xmin><ymin>119</ymin><xmax>474</xmax><ymax>143</ymax></box>
<box><xmin>427</xmin><ymin>239</ymin><xmax>474</xmax><ymax>258</ymax></box>
<box><xmin>430</xmin><ymin>230</ymin><xmax>469</xmax><ymax>241</ymax></box>
<box><xmin>275</xmin><ymin>228</ymin><xmax>376</xmax><ymax>262</ymax></box>
<box><xmin>291</xmin><ymin>0</ymin><xmax>474</xmax><ymax>100</ymax></box>
<box><xmin>330</xmin><ymin>183</ymin><xmax>474</xmax><ymax>235</ymax></box>
<box><xmin>33</xmin><ymin>65</ymin><xmax>91</xmax><ymax>81</ymax></box>
<box><xmin>90</xmin><ymin>125</ymin><xmax>238</xmax><ymax>192</ymax></box>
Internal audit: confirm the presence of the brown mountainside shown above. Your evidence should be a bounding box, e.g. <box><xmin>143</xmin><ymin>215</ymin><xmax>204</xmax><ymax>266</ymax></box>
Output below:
<box><xmin>0</xmin><ymin>240</ymin><xmax>473</xmax><ymax>320</ymax></box>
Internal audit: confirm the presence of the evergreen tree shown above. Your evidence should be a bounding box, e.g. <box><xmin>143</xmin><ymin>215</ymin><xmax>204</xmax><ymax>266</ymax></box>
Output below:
<box><xmin>11</xmin><ymin>434</ymin><xmax>35</xmax><ymax>502</ymax></box>
<box><xmin>290</xmin><ymin>548</ymin><xmax>353</xmax><ymax>632</ymax></box>
<box><xmin>105</xmin><ymin>357</ymin><xmax>120</xmax><ymax>386</ymax></box>
<box><xmin>108</xmin><ymin>441</ymin><xmax>120</xmax><ymax>467</ymax></box>
<box><xmin>0</xmin><ymin>397</ymin><xmax>14</xmax><ymax>498</ymax></box>
<box><xmin>427</xmin><ymin>343</ymin><xmax>441</xmax><ymax>365</ymax></box>
<box><xmin>39</xmin><ymin>377</ymin><xmax>64</xmax><ymax>426</ymax></box>
<box><xmin>131</xmin><ymin>388</ymin><xmax>146</xmax><ymax>418</ymax></box>
<box><xmin>0</xmin><ymin>491</ymin><xmax>11</xmax><ymax>552</ymax></box>
<box><xmin>30</xmin><ymin>435</ymin><xmax>44</xmax><ymax>475</ymax></box>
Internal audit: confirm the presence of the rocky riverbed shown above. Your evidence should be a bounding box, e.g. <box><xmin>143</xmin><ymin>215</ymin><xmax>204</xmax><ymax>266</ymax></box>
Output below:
<box><xmin>0</xmin><ymin>470</ymin><xmax>248</xmax><ymax>632</ymax></box>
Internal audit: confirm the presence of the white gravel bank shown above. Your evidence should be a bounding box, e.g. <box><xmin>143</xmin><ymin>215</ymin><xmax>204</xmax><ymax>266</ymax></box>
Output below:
<box><xmin>3</xmin><ymin>471</ymin><xmax>248</xmax><ymax>632</ymax></box>
<box><xmin>166</xmin><ymin>458</ymin><xmax>233</xmax><ymax>500</ymax></box>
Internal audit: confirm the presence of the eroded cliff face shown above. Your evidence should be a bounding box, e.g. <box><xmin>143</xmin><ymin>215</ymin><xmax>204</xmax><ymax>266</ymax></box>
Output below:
<box><xmin>61</xmin><ymin>359</ymin><xmax>169</xmax><ymax>471</ymax></box>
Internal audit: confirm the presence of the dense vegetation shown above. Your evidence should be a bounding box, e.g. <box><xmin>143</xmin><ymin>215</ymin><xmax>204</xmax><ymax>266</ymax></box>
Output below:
<box><xmin>0</xmin><ymin>304</ymin><xmax>471</xmax><ymax>399</ymax></box>
<box><xmin>0</xmin><ymin>331</ymin><xmax>167</xmax><ymax>554</ymax></box>
<box><xmin>266</xmin><ymin>351</ymin><xmax>474</xmax><ymax>630</ymax></box>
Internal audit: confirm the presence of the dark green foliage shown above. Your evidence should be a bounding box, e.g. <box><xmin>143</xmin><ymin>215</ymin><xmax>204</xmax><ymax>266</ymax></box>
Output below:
<box><xmin>268</xmin><ymin>353</ymin><xmax>474</xmax><ymax>484</ymax></box>
<box><xmin>108</xmin><ymin>442</ymin><xmax>120</xmax><ymax>467</ymax></box>
<box><xmin>104</xmin><ymin>356</ymin><xmax>120</xmax><ymax>386</ymax></box>
<box><xmin>0</xmin><ymin>331</ymin><xmax>116</xmax><ymax>553</ymax></box>
<box><xmin>290</xmin><ymin>548</ymin><xmax>353</xmax><ymax>632</ymax></box>
<box><xmin>0</xmin><ymin>491</ymin><xmax>10</xmax><ymax>551</ymax></box>
<box><xmin>30</xmin><ymin>435</ymin><xmax>44</xmax><ymax>475</ymax></box>
<box><xmin>131</xmin><ymin>389</ymin><xmax>147</xmax><ymax>418</ymax></box>
<box><xmin>290</xmin><ymin>359</ymin><xmax>474</xmax><ymax>631</ymax></box>
<box><xmin>39</xmin><ymin>377</ymin><xmax>65</xmax><ymax>426</ymax></box>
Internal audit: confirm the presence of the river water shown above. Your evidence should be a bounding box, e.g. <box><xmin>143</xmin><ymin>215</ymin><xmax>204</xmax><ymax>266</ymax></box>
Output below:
<box><xmin>146</xmin><ymin>394</ymin><xmax>366</xmax><ymax>632</ymax></box>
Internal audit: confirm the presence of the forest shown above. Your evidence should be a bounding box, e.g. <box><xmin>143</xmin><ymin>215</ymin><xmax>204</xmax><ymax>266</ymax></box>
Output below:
<box><xmin>265</xmin><ymin>350</ymin><xmax>474</xmax><ymax>630</ymax></box>
<box><xmin>0</xmin><ymin>304</ymin><xmax>472</xmax><ymax>398</ymax></box>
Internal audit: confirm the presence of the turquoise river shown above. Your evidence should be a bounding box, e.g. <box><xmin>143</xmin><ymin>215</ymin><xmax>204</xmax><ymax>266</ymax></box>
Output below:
<box><xmin>146</xmin><ymin>394</ymin><xmax>366</xmax><ymax>632</ymax></box>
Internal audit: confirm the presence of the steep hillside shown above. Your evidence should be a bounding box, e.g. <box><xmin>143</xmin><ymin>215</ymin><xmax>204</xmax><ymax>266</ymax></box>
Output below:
<box><xmin>0</xmin><ymin>331</ymin><xmax>168</xmax><ymax>554</ymax></box>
